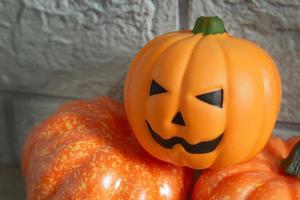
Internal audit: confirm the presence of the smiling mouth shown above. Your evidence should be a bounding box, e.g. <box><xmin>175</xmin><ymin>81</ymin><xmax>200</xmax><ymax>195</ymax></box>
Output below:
<box><xmin>145</xmin><ymin>121</ymin><xmax>223</xmax><ymax>154</ymax></box>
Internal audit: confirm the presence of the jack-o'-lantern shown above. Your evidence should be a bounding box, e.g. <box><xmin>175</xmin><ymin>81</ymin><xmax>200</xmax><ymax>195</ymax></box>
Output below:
<box><xmin>124</xmin><ymin>16</ymin><xmax>281</xmax><ymax>169</ymax></box>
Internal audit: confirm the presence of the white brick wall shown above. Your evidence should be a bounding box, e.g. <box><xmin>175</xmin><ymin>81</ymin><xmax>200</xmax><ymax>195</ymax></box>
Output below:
<box><xmin>0</xmin><ymin>0</ymin><xmax>178</xmax><ymax>98</ymax></box>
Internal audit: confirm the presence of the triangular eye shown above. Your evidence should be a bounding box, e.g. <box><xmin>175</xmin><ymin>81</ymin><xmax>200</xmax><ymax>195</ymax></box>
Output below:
<box><xmin>149</xmin><ymin>80</ymin><xmax>167</xmax><ymax>96</ymax></box>
<box><xmin>196</xmin><ymin>89</ymin><xmax>223</xmax><ymax>108</ymax></box>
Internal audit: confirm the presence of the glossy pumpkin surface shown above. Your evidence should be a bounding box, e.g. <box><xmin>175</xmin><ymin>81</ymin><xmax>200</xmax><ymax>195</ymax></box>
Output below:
<box><xmin>21</xmin><ymin>98</ymin><xmax>193</xmax><ymax>200</ymax></box>
<box><xmin>192</xmin><ymin>136</ymin><xmax>300</xmax><ymax>200</ymax></box>
<box><xmin>124</xmin><ymin>16</ymin><xmax>282</xmax><ymax>169</ymax></box>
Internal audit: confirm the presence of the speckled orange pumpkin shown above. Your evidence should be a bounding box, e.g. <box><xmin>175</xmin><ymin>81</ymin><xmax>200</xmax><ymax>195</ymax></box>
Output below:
<box><xmin>124</xmin><ymin>16</ymin><xmax>282</xmax><ymax>169</ymax></box>
<box><xmin>192</xmin><ymin>136</ymin><xmax>300</xmax><ymax>200</ymax></box>
<box><xmin>21</xmin><ymin>98</ymin><xmax>193</xmax><ymax>200</ymax></box>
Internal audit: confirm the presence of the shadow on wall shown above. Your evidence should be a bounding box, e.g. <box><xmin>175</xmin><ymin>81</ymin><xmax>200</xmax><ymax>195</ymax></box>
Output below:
<box><xmin>0</xmin><ymin>91</ymin><xmax>70</xmax><ymax>166</ymax></box>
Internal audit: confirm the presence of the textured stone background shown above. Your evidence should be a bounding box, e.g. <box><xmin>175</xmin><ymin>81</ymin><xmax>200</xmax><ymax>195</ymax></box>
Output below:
<box><xmin>0</xmin><ymin>0</ymin><xmax>299</xmax><ymax>165</ymax></box>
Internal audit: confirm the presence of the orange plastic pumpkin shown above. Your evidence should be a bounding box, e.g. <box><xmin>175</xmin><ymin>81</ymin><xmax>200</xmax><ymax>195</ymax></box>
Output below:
<box><xmin>21</xmin><ymin>98</ymin><xmax>193</xmax><ymax>200</ymax></box>
<box><xmin>124</xmin><ymin>16</ymin><xmax>282</xmax><ymax>169</ymax></box>
<box><xmin>192</xmin><ymin>136</ymin><xmax>300</xmax><ymax>200</ymax></box>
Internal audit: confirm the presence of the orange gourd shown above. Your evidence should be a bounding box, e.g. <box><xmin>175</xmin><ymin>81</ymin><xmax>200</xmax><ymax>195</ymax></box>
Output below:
<box><xmin>192</xmin><ymin>136</ymin><xmax>300</xmax><ymax>200</ymax></box>
<box><xmin>124</xmin><ymin>16</ymin><xmax>282</xmax><ymax>169</ymax></box>
<box><xmin>21</xmin><ymin>98</ymin><xmax>193</xmax><ymax>200</ymax></box>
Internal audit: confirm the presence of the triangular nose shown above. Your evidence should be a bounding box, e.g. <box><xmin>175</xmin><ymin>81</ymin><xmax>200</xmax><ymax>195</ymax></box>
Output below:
<box><xmin>172</xmin><ymin>112</ymin><xmax>185</xmax><ymax>126</ymax></box>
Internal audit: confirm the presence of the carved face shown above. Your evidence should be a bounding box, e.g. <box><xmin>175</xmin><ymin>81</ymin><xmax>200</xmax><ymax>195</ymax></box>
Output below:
<box><xmin>147</xmin><ymin>79</ymin><xmax>224</xmax><ymax>155</ymax></box>
<box><xmin>124</xmin><ymin>18</ymin><xmax>281</xmax><ymax>169</ymax></box>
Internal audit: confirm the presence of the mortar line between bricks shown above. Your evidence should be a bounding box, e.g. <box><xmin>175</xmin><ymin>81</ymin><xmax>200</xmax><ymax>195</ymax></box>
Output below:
<box><xmin>2</xmin><ymin>94</ymin><xmax>17</xmax><ymax>164</ymax></box>
<box><xmin>275</xmin><ymin>121</ymin><xmax>300</xmax><ymax>131</ymax></box>
<box><xmin>0</xmin><ymin>89</ymin><xmax>81</xmax><ymax>101</ymax></box>
<box><xmin>178</xmin><ymin>0</ymin><xmax>189</xmax><ymax>29</ymax></box>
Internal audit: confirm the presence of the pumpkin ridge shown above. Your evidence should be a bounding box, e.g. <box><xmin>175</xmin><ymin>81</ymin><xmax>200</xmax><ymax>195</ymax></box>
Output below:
<box><xmin>236</xmin><ymin>40</ymin><xmax>281</xmax><ymax>162</ymax></box>
<box><xmin>126</xmin><ymin>33</ymin><xmax>192</xmax><ymax>121</ymax></box>
<box><xmin>212</xmin><ymin>36</ymin><xmax>265</xmax><ymax>166</ymax></box>
<box><xmin>243</xmin><ymin>52</ymin><xmax>268</xmax><ymax>162</ymax></box>
<box><xmin>50</xmin><ymin>152</ymin><xmax>100</xmax><ymax>199</ymax></box>
<box><xmin>213</xmin><ymin>37</ymin><xmax>230</xmax><ymax>166</ymax></box>
<box><xmin>27</xmin><ymin>130</ymin><xmax>104</xmax><ymax>199</ymax></box>
<box><xmin>137</xmin><ymin>33</ymin><xmax>197</xmax><ymax>115</ymax></box>
<box><xmin>231</xmin><ymin>38</ymin><xmax>281</xmax><ymax>111</ymax></box>
<box><xmin>46</xmin><ymin>144</ymin><xmax>110</xmax><ymax>200</ymax></box>
<box><xmin>130</xmin><ymin>32</ymin><xmax>192</xmax><ymax>78</ymax></box>
<box><xmin>209</xmin><ymin>171</ymin><xmax>277</xmax><ymax>199</ymax></box>
<box><xmin>197</xmin><ymin>157</ymin><xmax>276</xmax><ymax>195</ymax></box>
<box><xmin>248</xmin><ymin>41</ymin><xmax>282</xmax><ymax>111</ymax></box>
<box><xmin>124</xmin><ymin>32</ymin><xmax>181</xmax><ymax>103</ymax></box>
<box><xmin>247</xmin><ymin>177</ymin><xmax>294</xmax><ymax>200</ymax></box>
<box><xmin>36</xmin><ymin>152</ymin><xmax>98</xmax><ymax>200</ymax></box>
<box><xmin>154</xmin><ymin>34</ymin><xmax>197</xmax><ymax>65</ymax></box>
<box><xmin>34</xmin><ymin>127</ymin><xmax>107</xmax><ymax>161</ymax></box>
<box><xmin>22</xmin><ymin>113</ymin><xmax>80</xmax><ymax>177</ymax></box>
<box><xmin>26</xmin><ymin>111</ymin><xmax>104</xmax><ymax>152</ymax></box>
<box><xmin>176</xmin><ymin>35</ymin><xmax>206</xmax><ymax>122</ymax></box>
<box><xmin>224</xmin><ymin>170</ymin><xmax>274</xmax><ymax>186</ymax></box>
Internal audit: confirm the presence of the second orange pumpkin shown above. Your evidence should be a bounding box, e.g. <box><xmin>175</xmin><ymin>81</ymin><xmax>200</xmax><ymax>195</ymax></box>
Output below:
<box><xmin>192</xmin><ymin>136</ymin><xmax>300</xmax><ymax>200</ymax></box>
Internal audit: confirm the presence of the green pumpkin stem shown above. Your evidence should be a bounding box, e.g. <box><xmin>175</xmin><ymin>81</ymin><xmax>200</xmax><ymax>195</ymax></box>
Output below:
<box><xmin>192</xmin><ymin>16</ymin><xmax>226</xmax><ymax>35</ymax></box>
<box><xmin>281</xmin><ymin>140</ymin><xmax>300</xmax><ymax>178</ymax></box>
